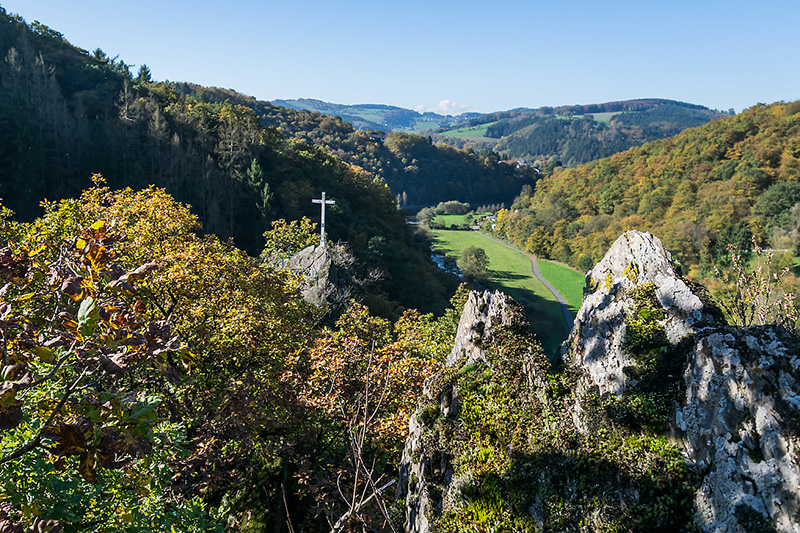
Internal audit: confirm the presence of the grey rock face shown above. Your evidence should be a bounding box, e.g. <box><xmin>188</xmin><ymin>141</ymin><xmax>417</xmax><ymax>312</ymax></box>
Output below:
<box><xmin>286</xmin><ymin>245</ymin><xmax>333</xmax><ymax>307</ymax></box>
<box><xmin>397</xmin><ymin>389</ymin><xmax>452</xmax><ymax>533</ymax></box>
<box><xmin>566</xmin><ymin>230</ymin><xmax>715</xmax><ymax>396</ymax></box>
<box><xmin>398</xmin><ymin>290</ymin><xmax>526</xmax><ymax>533</ymax></box>
<box><xmin>285</xmin><ymin>244</ymin><xmax>358</xmax><ymax>312</ymax></box>
<box><xmin>567</xmin><ymin>230</ymin><xmax>800</xmax><ymax>532</ymax></box>
<box><xmin>677</xmin><ymin>327</ymin><xmax>800</xmax><ymax>533</ymax></box>
<box><xmin>446</xmin><ymin>289</ymin><xmax>527</xmax><ymax>367</ymax></box>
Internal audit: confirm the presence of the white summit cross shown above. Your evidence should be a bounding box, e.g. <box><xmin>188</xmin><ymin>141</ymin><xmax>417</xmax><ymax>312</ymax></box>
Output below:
<box><xmin>312</xmin><ymin>192</ymin><xmax>335</xmax><ymax>247</ymax></box>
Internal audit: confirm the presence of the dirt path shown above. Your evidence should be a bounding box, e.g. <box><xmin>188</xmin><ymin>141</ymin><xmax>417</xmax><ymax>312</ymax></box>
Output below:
<box><xmin>475</xmin><ymin>230</ymin><xmax>573</xmax><ymax>331</ymax></box>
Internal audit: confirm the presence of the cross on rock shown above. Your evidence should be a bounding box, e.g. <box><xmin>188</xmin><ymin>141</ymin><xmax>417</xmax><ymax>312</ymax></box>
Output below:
<box><xmin>312</xmin><ymin>192</ymin><xmax>335</xmax><ymax>247</ymax></box>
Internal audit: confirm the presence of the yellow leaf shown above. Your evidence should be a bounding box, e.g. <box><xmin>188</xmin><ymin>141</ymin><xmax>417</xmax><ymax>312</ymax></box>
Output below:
<box><xmin>90</xmin><ymin>220</ymin><xmax>105</xmax><ymax>230</ymax></box>
<box><xmin>76</xmin><ymin>238</ymin><xmax>86</xmax><ymax>250</ymax></box>
<box><xmin>28</xmin><ymin>244</ymin><xmax>47</xmax><ymax>257</ymax></box>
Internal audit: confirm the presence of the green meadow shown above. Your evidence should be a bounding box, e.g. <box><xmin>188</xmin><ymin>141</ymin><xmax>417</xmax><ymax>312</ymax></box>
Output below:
<box><xmin>440</xmin><ymin>122</ymin><xmax>497</xmax><ymax>139</ymax></box>
<box><xmin>538</xmin><ymin>259</ymin><xmax>586</xmax><ymax>314</ymax></box>
<box><xmin>432</xmin><ymin>230</ymin><xmax>583</xmax><ymax>356</ymax></box>
<box><xmin>431</xmin><ymin>212</ymin><xmax>490</xmax><ymax>226</ymax></box>
<box><xmin>573</xmin><ymin>111</ymin><xmax>619</xmax><ymax>124</ymax></box>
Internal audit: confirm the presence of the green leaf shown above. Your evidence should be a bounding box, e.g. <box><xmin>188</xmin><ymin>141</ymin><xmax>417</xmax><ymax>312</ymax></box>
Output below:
<box><xmin>77</xmin><ymin>297</ymin><xmax>99</xmax><ymax>339</ymax></box>
<box><xmin>32</xmin><ymin>345</ymin><xmax>56</xmax><ymax>364</ymax></box>
<box><xmin>130</xmin><ymin>395</ymin><xmax>161</xmax><ymax>422</ymax></box>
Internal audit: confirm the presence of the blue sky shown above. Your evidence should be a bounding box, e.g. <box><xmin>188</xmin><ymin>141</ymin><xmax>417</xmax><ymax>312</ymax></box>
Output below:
<box><xmin>4</xmin><ymin>0</ymin><xmax>799</xmax><ymax>114</ymax></box>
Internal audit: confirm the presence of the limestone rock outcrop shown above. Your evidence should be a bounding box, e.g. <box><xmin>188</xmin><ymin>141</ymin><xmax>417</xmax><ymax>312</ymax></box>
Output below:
<box><xmin>676</xmin><ymin>326</ymin><xmax>800</xmax><ymax>533</ymax></box>
<box><xmin>397</xmin><ymin>230</ymin><xmax>800</xmax><ymax>532</ymax></box>
<box><xmin>286</xmin><ymin>244</ymin><xmax>335</xmax><ymax>307</ymax></box>
<box><xmin>446</xmin><ymin>289</ymin><xmax>528</xmax><ymax>367</ymax></box>
<box><xmin>566</xmin><ymin>230</ymin><xmax>800</xmax><ymax>532</ymax></box>
<box><xmin>285</xmin><ymin>244</ymin><xmax>356</xmax><ymax>311</ymax></box>
<box><xmin>566</xmin><ymin>230</ymin><xmax>716</xmax><ymax>396</ymax></box>
<box><xmin>397</xmin><ymin>290</ymin><xmax>534</xmax><ymax>533</ymax></box>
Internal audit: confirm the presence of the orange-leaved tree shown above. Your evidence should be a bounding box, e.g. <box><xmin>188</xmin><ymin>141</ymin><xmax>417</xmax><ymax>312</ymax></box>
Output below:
<box><xmin>297</xmin><ymin>290</ymin><xmax>465</xmax><ymax>532</ymax></box>
<box><xmin>1</xmin><ymin>179</ymin><xmax>324</xmax><ymax>530</ymax></box>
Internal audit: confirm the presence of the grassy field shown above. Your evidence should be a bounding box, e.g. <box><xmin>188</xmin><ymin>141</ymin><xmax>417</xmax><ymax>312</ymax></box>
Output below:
<box><xmin>354</xmin><ymin>108</ymin><xmax>388</xmax><ymax>122</ymax></box>
<box><xmin>440</xmin><ymin>122</ymin><xmax>497</xmax><ymax>138</ymax></box>
<box><xmin>538</xmin><ymin>260</ymin><xmax>586</xmax><ymax>314</ymax></box>
<box><xmin>433</xmin><ymin>214</ymin><xmax>471</xmax><ymax>226</ymax></box>
<box><xmin>572</xmin><ymin>111</ymin><xmax>619</xmax><ymax>124</ymax></box>
<box><xmin>433</xmin><ymin>230</ymin><xmax>573</xmax><ymax>356</ymax></box>
<box><xmin>404</xmin><ymin>117</ymin><xmax>447</xmax><ymax>132</ymax></box>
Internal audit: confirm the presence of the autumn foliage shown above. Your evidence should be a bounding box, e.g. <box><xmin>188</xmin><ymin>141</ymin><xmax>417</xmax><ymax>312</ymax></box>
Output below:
<box><xmin>493</xmin><ymin>101</ymin><xmax>800</xmax><ymax>278</ymax></box>
<box><xmin>0</xmin><ymin>182</ymin><xmax>463</xmax><ymax>531</ymax></box>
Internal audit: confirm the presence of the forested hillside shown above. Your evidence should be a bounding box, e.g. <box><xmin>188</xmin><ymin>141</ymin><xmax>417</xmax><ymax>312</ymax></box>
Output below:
<box><xmin>430</xmin><ymin>99</ymin><xmax>728</xmax><ymax>167</ymax></box>
<box><xmin>174</xmin><ymin>85</ymin><xmax>538</xmax><ymax>208</ymax></box>
<box><xmin>0</xmin><ymin>8</ymin><xmax>472</xmax><ymax>531</ymax></box>
<box><xmin>492</xmin><ymin>100</ymin><xmax>800</xmax><ymax>276</ymax></box>
<box><xmin>269</xmin><ymin>98</ymin><xmax>477</xmax><ymax>132</ymax></box>
<box><xmin>0</xmin><ymin>8</ymin><xmax>455</xmax><ymax>316</ymax></box>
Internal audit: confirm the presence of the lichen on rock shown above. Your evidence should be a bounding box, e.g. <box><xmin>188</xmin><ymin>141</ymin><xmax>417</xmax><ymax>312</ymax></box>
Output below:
<box><xmin>568</xmin><ymin>230</ymin><xmax>717</xmax><ymax>398</ymax></box>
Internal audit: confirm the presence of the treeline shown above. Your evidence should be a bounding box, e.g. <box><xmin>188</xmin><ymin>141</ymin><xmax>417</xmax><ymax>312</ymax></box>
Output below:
<box><xmin>175</xmin><ymin>85</ymin><xmax>540</xmax><ymax>207</ymax></box>
<box><xmin>495</xmin><ymin>116</ymin><xmax>640</xmax><ymax>166</ymax></box>
<box><xmin>492</xmin><ymin>101</ymin><xmax>800</xmax><ymax>278</ymax></box>
<box><xmin>612</xmin><ymin>103</ymin><xmax>727</xmax><ymax>140</ymax></box>
<box><xmin>0</xmin><ymin>8</ymin><xmax>455</xmax><ymax>317</ymax></box>
<box><xmin>551</xmin><ymin>98</ymin><xmax>717</xmax><ymax>116</ymax></box>
<box><xmin>416</xmin><ymin>200</ymin><xmax>471</xmax><ymax>225</ymax></box>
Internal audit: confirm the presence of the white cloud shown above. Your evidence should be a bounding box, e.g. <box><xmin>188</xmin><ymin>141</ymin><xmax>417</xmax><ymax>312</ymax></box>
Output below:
<box><xmin>415</xmin><ymin>99</ymin><xmax>472</xmax><ymax>115</ymax></box>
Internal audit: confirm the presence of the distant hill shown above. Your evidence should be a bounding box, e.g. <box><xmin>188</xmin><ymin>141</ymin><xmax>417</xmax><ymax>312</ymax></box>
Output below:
<box><xmin>491</xmin><ymin>100</ymin><xmax>800</xmax><ymax>276</ymax></box>
<box><xmin>176</xmin><ymin>87</ymin><xmax>539</xmax><ymax>208</ymax></box>
<box><xmin>271</xmin><ymin>98</ymin><xmax>478</xmax><ymax>133</ymax></box>
<box><xmin>268</xmin><ymin>97</ymin><xmax>730</xmax><ymax>170</ymax></box>
<box><xmin>430</xmin><ymin>99</ymin><xmax>731</xmax><ymax>167</ymax></box>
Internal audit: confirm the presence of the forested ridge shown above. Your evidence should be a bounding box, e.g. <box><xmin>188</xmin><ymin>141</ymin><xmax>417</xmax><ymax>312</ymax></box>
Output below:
<box><xmin>268</xmin><ymin>98</ymin><xmax>480</xmax><ymax>132</ymax></box>
<box><xmin>493</xmin><ymin>100</ymin><xmax>800</xmax><ymax>281</ymax></box>
<box><xmin>429</xmin><ymin>99</ymin><xmax>728</xmax><ymax>168</ymax></box>
<box><xmin>0</xmin><ymin>7</ymin><xmax>459</xmax><ymax>317</ymax></box>
<box><xmin>172</xmin><ymin>84</ymin><xmax>539</xmax><ymax>208</ymax></box>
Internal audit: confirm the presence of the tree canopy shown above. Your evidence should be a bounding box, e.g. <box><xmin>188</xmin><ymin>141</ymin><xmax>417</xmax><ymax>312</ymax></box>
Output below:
<box><xmin>0</xmin><ymin>184</ymin><xmax>467</xmax><ymax>531</ymax></box>
<box><xmin>492</xmin><ymin>101</ymin><xmax>800</xmax><ymax>280</ymax></box>
<box><xmin>0</xmin><ymin>10</ymin><xmax>456</xmax><ymax>317</ymax></box>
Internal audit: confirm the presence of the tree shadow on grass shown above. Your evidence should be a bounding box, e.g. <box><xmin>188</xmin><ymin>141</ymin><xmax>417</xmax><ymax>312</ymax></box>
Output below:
<box><xmin>484</xmin><ymin>283</ymin><xmax>569</xmax><ymax>359</ymax></box>
<box><xmin>490</xmin><ymin>269</ymin><xmax>529</xmax><ymax>283</ymax></box>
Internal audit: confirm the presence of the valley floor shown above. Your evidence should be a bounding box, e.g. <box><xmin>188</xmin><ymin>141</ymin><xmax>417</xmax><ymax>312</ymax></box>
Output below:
<box><xmin>431</xmin><ymin>229</ymin><xmax>585</xmax><ymax>356</ymax></box>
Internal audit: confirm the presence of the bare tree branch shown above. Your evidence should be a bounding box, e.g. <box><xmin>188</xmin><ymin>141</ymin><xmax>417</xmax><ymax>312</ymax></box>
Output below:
<box><xmin>330</xmin><ymin>479</ymin><xmax>396</xmax><ymax>533</ymax></box>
